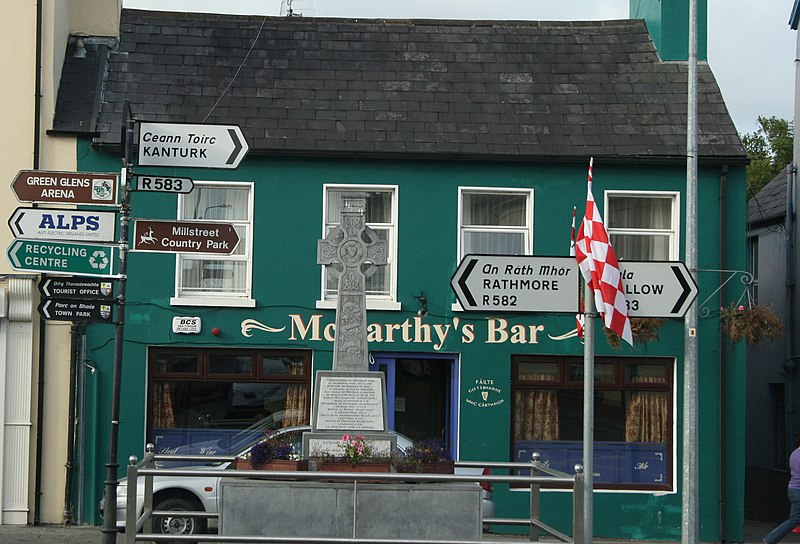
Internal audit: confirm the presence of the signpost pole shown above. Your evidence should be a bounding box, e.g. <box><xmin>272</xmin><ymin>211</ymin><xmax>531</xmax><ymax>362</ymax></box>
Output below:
<box><xmin>582</xmin><ymin>284</ymin><xmax>595</xmax><ymax>544</ymax></box>
<box><xmin>682</xmin><ymin>1</ymin><xmax>700</xmax><ymax>542</ymax></box>
<box><xmin>101</xmin><ymin>100</ymin><xmax>132</xmax><ymax>544</ymax></box>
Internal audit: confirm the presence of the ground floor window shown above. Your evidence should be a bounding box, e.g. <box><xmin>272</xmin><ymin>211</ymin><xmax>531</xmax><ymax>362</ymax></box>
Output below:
<box><xmin>148</xmin><ymin>347</ymin><xmax>311</xmax><ymax>456</ymax></box>
<box><xmin>511</xmin><ymin>355</ymin><xmax>673</xmax><ymax>490</ymax></box>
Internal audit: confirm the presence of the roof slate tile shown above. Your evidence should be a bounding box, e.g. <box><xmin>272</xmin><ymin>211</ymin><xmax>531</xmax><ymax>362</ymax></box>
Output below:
<box><xmin>76</xmin><ymin>9</ymin><xmax>747</xmax><ymax>162</ymax></box>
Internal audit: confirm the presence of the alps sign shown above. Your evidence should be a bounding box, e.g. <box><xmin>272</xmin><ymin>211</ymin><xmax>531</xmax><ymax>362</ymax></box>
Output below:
<box><xmin>9</xmin><ymin>207</ymin><xmax>116</xmax><ymax>242</ymax></box>
<box><xmin>137</xmin><ymin>122</ymin><xmax>249</xmax><ymax>168</ymax></box>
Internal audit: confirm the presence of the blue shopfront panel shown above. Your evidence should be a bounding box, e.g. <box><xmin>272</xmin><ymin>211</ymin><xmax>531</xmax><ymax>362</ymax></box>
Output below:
<box><xmin>515</xmin><ymin>440</ymin><xmax>668</xmax><ymax>485</ymax></box>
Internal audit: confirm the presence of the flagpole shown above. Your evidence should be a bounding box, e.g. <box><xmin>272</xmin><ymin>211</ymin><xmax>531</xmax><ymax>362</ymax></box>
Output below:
<box><xmin>582</xmin><ymin>283</ymin><xmax>595</xmax><ymax>544</ymax></box>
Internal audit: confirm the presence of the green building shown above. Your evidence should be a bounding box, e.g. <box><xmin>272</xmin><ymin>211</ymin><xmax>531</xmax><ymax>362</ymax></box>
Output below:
<box><xmin>54</xmin><ymin>2</ymin><xmax>747</xmax><ymax>540</ymax></box>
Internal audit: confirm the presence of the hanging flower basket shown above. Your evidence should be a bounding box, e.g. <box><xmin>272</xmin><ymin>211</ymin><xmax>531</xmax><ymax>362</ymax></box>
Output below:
<box><xmin>720</xmin><ymin>303</ymin><xmax>784</xmax><ymax>344</ymax></box>
<box><xmin>605</xmin><ymin>318</ymin><xmax>664</xmax><ymax>349</ymax></box>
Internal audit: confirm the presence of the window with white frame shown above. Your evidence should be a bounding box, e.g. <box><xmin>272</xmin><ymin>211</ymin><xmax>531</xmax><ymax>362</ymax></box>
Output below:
<box><xmin>605</xmin><ymin>191</ymin><xmax>679</xmax><ymax>261</ymax></box>
<box><xmin>318</xmin><ymin>185</ymin><xmax>399</xmax><ymax>310</ymax></box>
<box><xmin>458</xmin><ymin>188</ymin><xmax>533</xmax><ymax>258</ymax></box>
<box><xmin>171</xmin><ymin>182</ymin><xmax>254</xmax><ymax>307</ymax></box>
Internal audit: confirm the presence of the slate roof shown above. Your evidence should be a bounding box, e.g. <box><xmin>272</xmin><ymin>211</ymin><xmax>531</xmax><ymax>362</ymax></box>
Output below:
<box><xmin>78</xmin><ymin>9</ymin><xmax>746</xmax><ymax>163</ymax></box>
<box><xmin>51</xmin><ymin>36</ymin><xmax>116</xmax><ymax>134</ymax></box>
<box><xmin>748</xmin><ymin>166</ymin><xmax>790</xmax><ymax>227</ymax></box>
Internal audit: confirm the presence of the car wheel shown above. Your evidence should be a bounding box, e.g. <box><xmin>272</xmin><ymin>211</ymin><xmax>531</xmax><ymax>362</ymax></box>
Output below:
<box><xmin>153</xmin><ymin>496</ymin><xmax>207</xmax><ymax>541</ymax></box>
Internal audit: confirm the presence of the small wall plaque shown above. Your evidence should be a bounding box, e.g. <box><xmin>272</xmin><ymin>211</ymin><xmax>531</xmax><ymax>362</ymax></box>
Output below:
<box><xmin>172</xmin><ymin>316</ymin><xmax>201</xmax><ymax>334</ymax></box>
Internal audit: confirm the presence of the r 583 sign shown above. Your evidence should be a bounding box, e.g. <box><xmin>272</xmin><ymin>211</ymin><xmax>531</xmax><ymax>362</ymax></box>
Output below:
<box><xmin>135</xmin><ymin>175</ymin><xmax>194</xmax><ymax>194</ymax></box>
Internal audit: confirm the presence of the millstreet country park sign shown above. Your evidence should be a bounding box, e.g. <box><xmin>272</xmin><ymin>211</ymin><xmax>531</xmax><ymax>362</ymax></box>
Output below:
<box><xmin>6</xmin><ymin>239</ymin><xmax>119</xmax><ymax>277</ymax></box>
<box><xmin>132</xmin><ymin>219</ymin><xmax>240</xmax><ymax>254</ymax></box>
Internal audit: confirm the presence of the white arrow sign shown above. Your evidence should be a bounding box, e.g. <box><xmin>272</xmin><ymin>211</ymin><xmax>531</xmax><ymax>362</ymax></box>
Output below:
<box><xmin>8</xmin><ymin>207</ymin><xmax>117</xmax><ymax>242</ymax></box>
<box><xmin>137</xmin><ymin>122</ymin><xmax>249</xmax><ymax>168</ymax></box>
<box><xmin>451</xmin><ymin>255</ymin><xmax>579</xmax><ymax>313</ymax></box>
<box><xmin>618</xmin><ymin>261</ymin><xmax>698</xmax><ymax>318</ymax></box>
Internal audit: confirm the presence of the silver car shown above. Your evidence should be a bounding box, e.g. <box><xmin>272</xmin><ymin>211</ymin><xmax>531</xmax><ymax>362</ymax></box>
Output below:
<box><xmin>103</xmin><ymin>426</ymin><xmax>495</xmax><ymax>540</ymax></box>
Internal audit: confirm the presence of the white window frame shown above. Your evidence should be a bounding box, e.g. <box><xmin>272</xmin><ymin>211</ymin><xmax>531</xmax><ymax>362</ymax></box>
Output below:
<box><xmin>170</xmin><ymin>181</ymin><xmax>255</xmax><ymax>308</ymax></box>
<box><xmin>604</xmin><ymin>190</ymin><xmax>680</xmax><ymax>261</ymax></box>
<box><xmin>453</xmin><ymin>187</ymin><xmax>534</xmax><ymax>311</ymax></box>
<box><xmin>316</xmin><ymin>183</ymin><xmax>400</xmax><ymax>311</ymax></box>
<box><xmin>456</xmin><ymin>186</ymin><xmax>534</xmax><ymax>259</ymax></box>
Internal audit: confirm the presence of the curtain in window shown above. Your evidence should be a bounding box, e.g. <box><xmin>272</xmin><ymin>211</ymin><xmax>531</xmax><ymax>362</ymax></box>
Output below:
<box><xmin>513</xmin><ymin>374</ymin><xmax>560</xmax><ymax>441</ymax></box>
<box><xmin>624</xmin><ymin>376</ymin><xmax>668</xmax><ymax>442</ymax></box>
<box><xmin>283</xmin><ymin>363</ymin><xmax>308</xmax><ymax>427</ymax></box>
<box><xmin>179</xmin><ymin>186</ymin><xmax>250</xmax><ymax>294</ymax></box>
<box><xmin>152</xmin><ymin>382</ymin><xmax>176</xmax><ymax>428</ymax></box>
<box><xmin>608</xmin><ymin>196</ymin><xmax>672</xmax><ymax>260</ymax></box>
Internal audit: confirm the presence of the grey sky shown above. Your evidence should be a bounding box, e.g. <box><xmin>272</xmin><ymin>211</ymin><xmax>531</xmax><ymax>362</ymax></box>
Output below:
<box><xmin>124</xmin><ymin>0</ymin><xmax>797</xmax><ymax>136</ymax></box>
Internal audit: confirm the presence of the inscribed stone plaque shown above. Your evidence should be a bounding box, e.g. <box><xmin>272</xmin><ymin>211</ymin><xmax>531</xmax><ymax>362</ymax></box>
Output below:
<box><xmin>312</xmin><ymin>371</ymin><xmax>386</xmax><ymax>432</ymax></box>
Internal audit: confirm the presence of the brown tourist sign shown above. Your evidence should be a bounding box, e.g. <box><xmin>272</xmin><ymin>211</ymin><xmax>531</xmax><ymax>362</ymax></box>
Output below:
<box><xmin>132</xmin><ymin>219</ymin><xmax>240</xmax><ymax>254</ymax></box>
<box><xmin>11</xmin><ymin>170</ymin><xmax>119</xmax><ymax>206</ymax></box>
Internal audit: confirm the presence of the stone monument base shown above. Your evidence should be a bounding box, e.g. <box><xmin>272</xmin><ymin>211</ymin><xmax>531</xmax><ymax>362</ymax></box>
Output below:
<box><xmin>219</xmin><ymin>480</ymin><xmax>483</xmax><ymax>541</ymax></box>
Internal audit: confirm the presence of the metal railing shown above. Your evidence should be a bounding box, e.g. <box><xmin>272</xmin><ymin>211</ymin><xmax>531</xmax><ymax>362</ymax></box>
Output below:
<box><xmin>122</xmin><ymin>445</ymin><xmax>584</xmax><ymax>544</ymax></box>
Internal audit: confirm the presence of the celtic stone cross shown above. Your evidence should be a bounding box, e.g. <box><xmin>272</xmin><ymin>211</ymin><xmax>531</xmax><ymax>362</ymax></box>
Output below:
<box><xmin>317</xmin><ymin>194</ymin><xmax>387</xmax><ymax>371</ymax></box>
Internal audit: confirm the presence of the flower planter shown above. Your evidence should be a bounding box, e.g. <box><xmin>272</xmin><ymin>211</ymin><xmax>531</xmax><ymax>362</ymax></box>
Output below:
<box><xmin>235</xmin><ymin>458</ymin><xmax>309</xmax><ymax>472</ymax></box>
<box><xmin>397</xmin><ymin>460</ymin><xmax>455</xmax><ymax>474</ymax></box>
<box><xmin>315</xmin><ymin>460</ymin><xmax>392</xmax><ymax>482</ymax></box>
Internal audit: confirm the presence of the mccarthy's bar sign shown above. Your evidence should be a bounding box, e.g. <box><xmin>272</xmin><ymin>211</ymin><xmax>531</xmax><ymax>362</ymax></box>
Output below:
<box><xmin>133</xmin><ymin>219</ymin><xmax>240</xmax><ymax>254</ymax></box>
<box><xmin>137</xmin><ymin>122</ymin><xmax>249</xmax><ymax>168</ymax></box>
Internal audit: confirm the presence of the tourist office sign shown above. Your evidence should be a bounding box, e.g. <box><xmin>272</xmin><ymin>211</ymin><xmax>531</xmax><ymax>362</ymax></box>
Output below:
<box><xmin>11</xmin><ymin>170</ymin><xmax>119</xmax><ymax>206</ymax></box>
<box><xmin>451</xmin><ymin>254</ymin><xmax>580</xmax><ymax>313</ymax></box>
<box><xmin>39</xmin><ymin>276</ymin><xmax>115</xmax><ymax>301</ymax></box>
<box><xmin>8</xmin><ymin>207</ymin><xmax>117</xmax><ymax>243</ymax></box>
<box><xmin>6</xmin><ymin>239</ymin><xmax>119</xmax><ymax>277</ymax></box>
<box><xmin>38</xmin><ymin>298</ymin><xmax>114</xmax><ymax>323</ymax></box>
<box><xmin>137</xmin><ymin>122</ymin><xmax>249</xmax><ymax>168</ymax></box>
<box><xmin>132</xmin><ymin>219</ymin><xmax>240</xmax><ymax>254</ymax></box>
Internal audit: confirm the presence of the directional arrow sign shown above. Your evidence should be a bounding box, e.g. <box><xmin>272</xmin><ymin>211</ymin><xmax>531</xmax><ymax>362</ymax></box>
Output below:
<box><xmin>134</xmin><ymin>175</ymin><xmax>194</xmax><ymax>193</ymax></box>
<box><xmin>132</xmin><ymin>219</ymin><xmax>240</xmax><ymax>254</ymax></box>
<box><xmin>38</xmin><ymin>298</ymin><xmax>114</xmax><ymax>323</ymax></box>
<box><xmin>9</xmin><ymin>207</ymin><xmax>117</xmax><ymax>242</ymax></box>
<box><xmin>138</xmin><ymin>122</ymin><xmax>249</xmax><ymax>168</ymax></box>
<box><xmin>451</xmin><ymin>254</ymin><xmax>579</xmax><ymax>313</ymax></box>
<box><xmin>11</xmin><ymin>170</ymin><xmax>119</xmax><ymax>205</ymax></box>
<box><xmin>39</xmin><ymin>277</ymin><xmax>115</xmax><ymax>301</ymax></box>
<box><xmin>6</xmin><ymin>239</ymin><xmax>119</xmax><ymax>277</ymax></box>
<box><xmin>618</xmin><ymin>261</ymin><xmax>699</xmax><ymax>318</ymax></box>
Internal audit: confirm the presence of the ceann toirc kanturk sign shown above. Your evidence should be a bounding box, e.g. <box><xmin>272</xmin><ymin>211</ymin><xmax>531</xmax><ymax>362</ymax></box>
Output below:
<box><xmin>137</xmin><ymin>122</ymin><xmax>249</xmax><ymax>169</ymax></box>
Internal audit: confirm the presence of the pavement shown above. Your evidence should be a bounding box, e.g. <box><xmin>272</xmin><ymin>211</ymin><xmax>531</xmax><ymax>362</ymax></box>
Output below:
<box><xmin>0</xmin><ymin>520</ymin><xmax>797</xmax><ymax>543</ymax></box>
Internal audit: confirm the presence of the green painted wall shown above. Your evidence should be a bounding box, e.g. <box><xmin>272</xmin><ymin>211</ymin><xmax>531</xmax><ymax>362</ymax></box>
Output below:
<box><xmin>76</xmin><ymin>138</ymin><xmax>746</xmax><ymax>540</ymax></box>
<box><xmin>630</xmin><ymin>0</ymin><xmax>709</xmax><ymax>61</ymax></box>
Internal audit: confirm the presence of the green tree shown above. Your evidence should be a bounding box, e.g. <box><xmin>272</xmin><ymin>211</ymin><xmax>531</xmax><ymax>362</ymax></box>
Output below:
<box><xmin>741</xmin><ymin>116</ymin><xmax>793</xmax><ymax>198</ymax></box>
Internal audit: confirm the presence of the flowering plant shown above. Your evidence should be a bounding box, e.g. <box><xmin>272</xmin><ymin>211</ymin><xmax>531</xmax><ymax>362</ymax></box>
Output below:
<box><xmin>338</xmin><ymin>434</ymin><xmax>373</xmax><ymax>465</ymax></box>
<box><xmin>720</xmin><ymin>303</ymin><xmax>783</xmax><ymax>344</ymax></box>
<box><xmin>242</xmin><ymin>436</ymin><xmax>297</xmax><ymax>467</ymax></box>
<box><xmin>396</xmin><ymin>438</ymin><xmax>452</xmax><ymax>472</ymax></box>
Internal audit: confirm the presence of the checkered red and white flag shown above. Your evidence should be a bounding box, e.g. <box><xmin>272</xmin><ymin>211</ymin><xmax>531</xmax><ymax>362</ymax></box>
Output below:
<box><xmin>574</xmin><ymin>158</ymin><xmax>633</xmax><ymax>346</ymax></box>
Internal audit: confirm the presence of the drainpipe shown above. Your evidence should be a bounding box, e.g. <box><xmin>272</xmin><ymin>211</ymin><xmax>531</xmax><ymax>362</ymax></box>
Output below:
<box><xmin>62</xmin><ymin>323</ymin><xmax>82</xmax><ymax>524</ymax></box>
<box><xmin>718</xmin><ymin>164</ymin><xmax>728</xmax><ymax>542</ymax></box>
<box><xmin>785</xmin><ymin>166</ymin><xmax>797</xmax><ymax>453</ymax></box>
<box><xmin>32</xmin><ymin>0</ymin><xmax>46</xmax><ymax>526</ymax></box>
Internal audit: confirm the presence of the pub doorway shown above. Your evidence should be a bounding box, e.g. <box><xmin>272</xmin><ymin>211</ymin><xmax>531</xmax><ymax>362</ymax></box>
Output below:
<box><xmin>372</xmin><ymin>353</ymin><xmax>458</xmax><ymax>456</ymax></box>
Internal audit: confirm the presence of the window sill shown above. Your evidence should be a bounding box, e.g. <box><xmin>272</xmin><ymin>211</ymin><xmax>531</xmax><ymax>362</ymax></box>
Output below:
<box><xmin>316</xmin><ymin>299</ymin><xmax>402</xmax><ymax>311</ymax></box>
<box><xmin>170</xmin><ymin>296</ymin><xmax>256</xmax><ymax>308</ymax></box>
